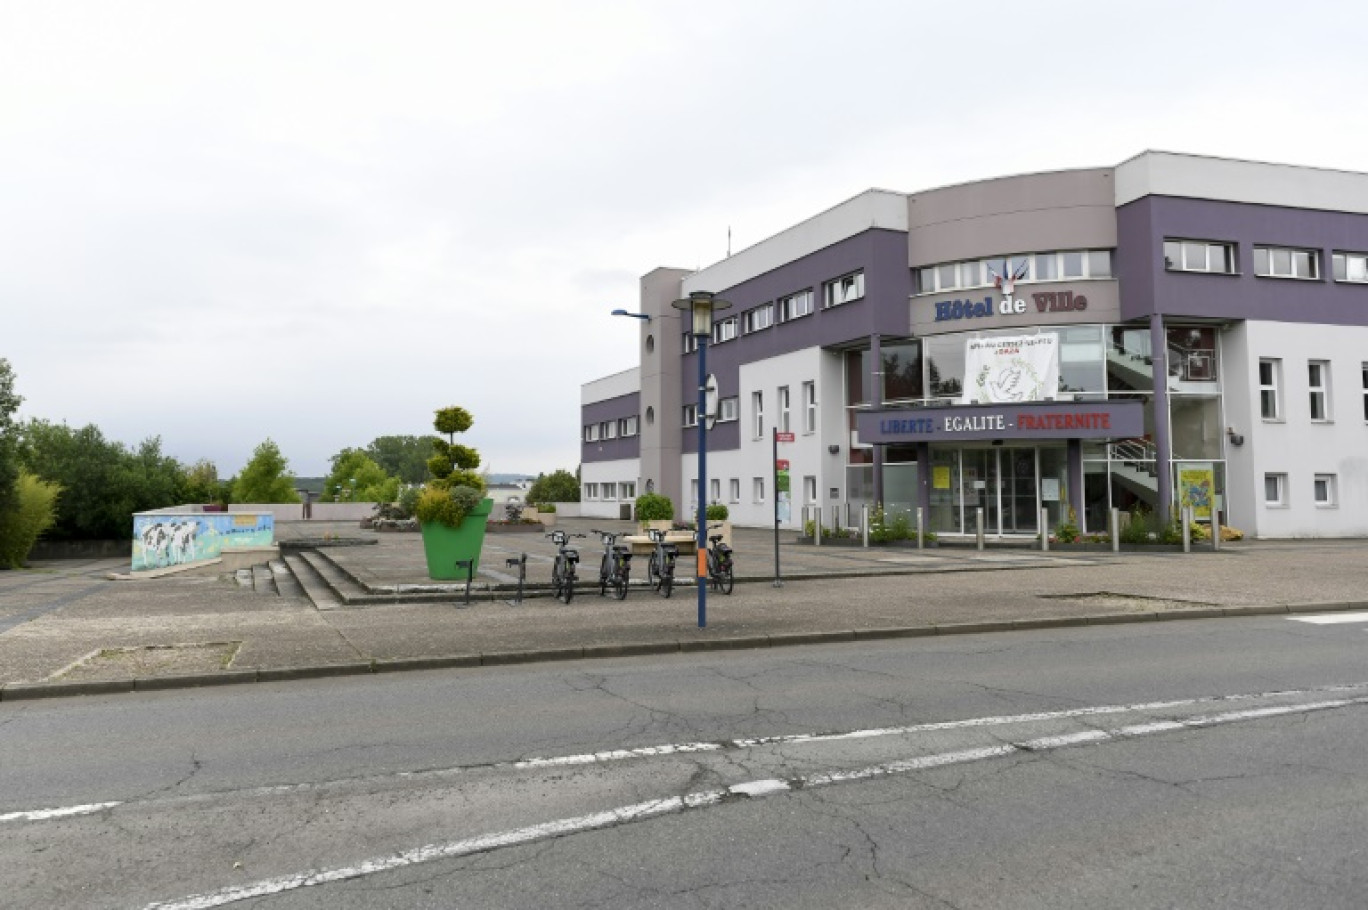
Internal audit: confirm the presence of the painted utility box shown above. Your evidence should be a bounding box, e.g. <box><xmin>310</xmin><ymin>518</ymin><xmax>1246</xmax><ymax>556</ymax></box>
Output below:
<box><xmin>132</xmin><ymin>509</ymin><xmax>275</xmax><ymax>572</ymax></box>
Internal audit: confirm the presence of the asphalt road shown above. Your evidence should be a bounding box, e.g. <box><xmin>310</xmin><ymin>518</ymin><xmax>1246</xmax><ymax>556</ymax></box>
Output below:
<box><xmin>4</xmin><ymin>612</ymin><xmax>1368</xmax><ymax>909</ymax></box>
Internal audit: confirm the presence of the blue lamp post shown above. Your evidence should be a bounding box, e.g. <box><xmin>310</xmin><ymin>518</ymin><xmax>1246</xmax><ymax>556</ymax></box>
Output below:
<box><xmin>672</xmin><ymin>290</ymin><xmax>730</xmax><ymax>629</ymax></box>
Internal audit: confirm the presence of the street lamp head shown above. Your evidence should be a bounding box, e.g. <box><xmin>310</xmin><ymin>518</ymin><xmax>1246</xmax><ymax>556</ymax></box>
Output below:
<box><xmin>671</xmin><ymin>290</ymin><xmax>732</xmax><ymax>338</ymax></box>
<box><xmin>611</xmin><ymin>309</ymin><xmax>651</xmax><ymax>321</ymax></box>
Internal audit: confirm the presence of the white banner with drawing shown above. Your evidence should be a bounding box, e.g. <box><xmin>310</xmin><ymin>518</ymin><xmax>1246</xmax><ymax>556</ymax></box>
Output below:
<box><xmin>961</xmin><ymin>334</ymin><xmax>1060</xmax><ymax>404</ymax></box>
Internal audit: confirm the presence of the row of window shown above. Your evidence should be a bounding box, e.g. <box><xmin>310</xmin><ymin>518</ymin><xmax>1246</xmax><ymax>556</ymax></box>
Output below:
<box><xmin>682</xmin><ymin>272</ymin><xmax>863</xmax><ymax>352</ymax></box>
<box><xmin>687</xmin><ymin>475</ymin><xmax>829</xmax><ymax>505</ymax></box>
<box><xmin>916</xmin><ymin>250</ymin><xmax>1114</xmax><ymax>295</ymax></box>
<box><xmin>583</xmin><ymin>415</ymin><xmax>639</xmax><ymax>443</ymax></box>
<box><xmin>1258</xmin><ymin>358</ymin><xmax>1368</xmax><ymax>422</ymax></box>
<box><xmin>582</xmin><ymin>481</ymin><xmax>637</xmax><ymax>501</ymax></box>
<box><xmin>1264</xmin><ymin>473</ymin><xmax>1338</xmax><ymax>508</ymax></box>
<box><xmin>1165</xmin><ymin>239</ymin><xmax>1368</xmax><ymax>284</ymax></box>
<box><xmin>684</xmin><ymin>381</ymin><xmax>819</xmax><ymax>434</ymax></box>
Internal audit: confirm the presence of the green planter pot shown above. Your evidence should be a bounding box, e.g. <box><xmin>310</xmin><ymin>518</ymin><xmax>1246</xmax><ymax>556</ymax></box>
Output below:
<box><xmin>420</xmin><ymin>498</ymin><xmax>493</xmax><ymax>579</ymax></box>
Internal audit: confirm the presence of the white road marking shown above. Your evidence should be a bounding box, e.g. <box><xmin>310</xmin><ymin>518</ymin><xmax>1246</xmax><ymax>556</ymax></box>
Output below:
<box><xmin>1288</xmin><ymin>612</ymin><xmax>1368</xmax><ymax>624</ymax></box>
<box><xmin>0</xmin><ymin>801</ymin><xmax>121</xmax><ymax>823</ymax></box>
<box><xmin>143</xmin><ymin>691</ymin><xmax>1368</xmax><ymax>910</ymax></box>
<box><xmin>14</xmin><ymin>682</ymin><xmax>1368</xmax><ymax>830</ymax></box>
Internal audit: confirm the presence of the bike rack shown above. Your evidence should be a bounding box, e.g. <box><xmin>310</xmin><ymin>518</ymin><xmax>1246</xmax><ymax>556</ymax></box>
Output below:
<box><xmin>504</xmin><ymin>553</ymin><xmax>527</xmax><ymax>606</ymax></box>
<box><xmin>453</xmin><ymin>559</ymin><xmax>474</xmax><ymax>607</ymax></box>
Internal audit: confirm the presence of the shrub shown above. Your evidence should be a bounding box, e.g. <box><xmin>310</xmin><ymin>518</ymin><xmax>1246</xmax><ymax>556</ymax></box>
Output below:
<box><xmin>414</xmin><ymin>484</ymin><xmax>483</xmax><ymax>528</ymax></box>
<box><xmin>1054</xmin><ymin>507</ymin><xmax>1080</xmax><ymax>544</ymax></box>
<box><xmin>395</xmin><ymin>485</ymin><xmax>422</xmax><ymax>520</ymax></box>
<box><xmin>869</xmin><ymin>506</ymin><xmax>893</xmax><ymax>544</ymax></box>
<box><xmin>1119</xmin><ymin>508</ymin><xmax>1155</xmax><ymax>544</ymax></box>
<box><xmin>635</xmin><ymin>493</ymin><xmax>674</xmax><ymax>522</ymax></box>
<box><xmin>889</xmin><ymin>512</ymin><xmax>912</xmax><ymax>541</ymax></box>
<box><xmin>705</xmin><ymin>503</ymin><xmax>729</xmax><ymax>521</ymax></box>
<box><xmin>539</xmin><ymin>502</ymin><xmax>557</xmax><ymax>514</ymax></box>
<box><xmin>0</xmin><ymin>472</ymin><xmax>61</xmax><ymax>569</ymax></box>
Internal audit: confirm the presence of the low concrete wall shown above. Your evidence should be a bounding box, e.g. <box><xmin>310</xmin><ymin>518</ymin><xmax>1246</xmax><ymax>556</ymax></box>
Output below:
<box><xmin>231</xmin><ymin>503</ymin><xmax>378</xmax><ymax>521</ymax></box>
<box><xmin>30</xmin><ymin>539</ymin><xmax>133</xmax><ymax>560</ymax></box>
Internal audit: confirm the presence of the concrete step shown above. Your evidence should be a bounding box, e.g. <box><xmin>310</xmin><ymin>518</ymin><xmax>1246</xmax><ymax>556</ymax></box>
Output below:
<box><xmin>282</xmin><ymin>552</ymin><xmax>344</xmax><ymax>610</ymax></box>
<box><xmin>298</xmin><ymin>550</ymin><xmax>371</xmax><ymax>605</ymax></box>
<box><xmin>269</xmin><ymin>559</ymin><xmax>305</xmax><ymax>599</ymax></box>
<box><xmin>251</xmin><ymin>563</ymin><xmax>277</xmax><ymax>595</ymax></box>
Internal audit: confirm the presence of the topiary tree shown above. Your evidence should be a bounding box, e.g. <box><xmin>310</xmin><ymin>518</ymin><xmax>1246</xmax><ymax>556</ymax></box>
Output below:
<box><xmin>427</xmin><ymin>406</ymin><xmax>485</xmax><ymax>494</ymax></box>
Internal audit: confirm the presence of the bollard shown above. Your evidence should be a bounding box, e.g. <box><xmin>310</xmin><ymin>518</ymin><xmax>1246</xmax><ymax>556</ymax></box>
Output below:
<box><xmin>1181</xmin><ymin>505</ymin><xmax>1192</xmax><ymax>553</ymax></box>
<box><xmin>1111</xmin><ymin>507</ymin><xmax>1120</xmax><ymax>553</ymax></box>
<box><xmin>917</xmin><ymin>507</ymin><xmax>924</xmax><ymax>551</ymax></box>
<box><xmin>814</xmin><ymin>506</ymin><xmax>822</xmax><ymax>547</ymax></box>
<box><xmin>861</xmin><ymin>504</ymin><xmax>869</xmax><ymax>548</ymax></box>
<box><xmin>1212</xmin><ymin>510</ymin><xmax>1222</xmax><ymax>552</ymax></box>
<box><xmin>504</xmin><ymin>553</ymin><xmax>527</xmax><ymax>606</ymax></box>
<box><xmin>976</xmin><ymin>507</ymin><xmax>985</xmax><ymax>551</ymax></box>
<box><xmin>1040</xmin><ymin>507</ymin><xmax>1049</xmax><ymax>551</ymax></box>
<box><xmin>454</xmin><ymin>559</ymin><xmax>474</xmax><ymax>606</ymax></box>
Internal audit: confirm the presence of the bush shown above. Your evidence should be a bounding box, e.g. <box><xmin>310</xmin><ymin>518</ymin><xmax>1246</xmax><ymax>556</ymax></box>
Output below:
<box><xmin>635</xmin><ymin>493</ymin><xmax>674</xmax><ymax>522</ymax></box>
<box><xmin>539</xmin><ymin>502</ymin><xmax>557</xmax><ymax>514</ymax></box>
<box><xmin>705</xmin><ymin>503</ymin><xmax>729</xmax><ymax>521</ymax></box>
<box><xmin>1053</xmin><ymin>506</ymin><xmax>1080</xmax><ymax>544</ymax></box>
<box><xmin>0</xmin><ymin>472</ymin><xmax>61</xmax><ymax>568</ymax></box>
<box><xmin>396</xmin><ymin>485</ymin><xmax>422</xmax><ymax>520</ymax></box>
<box><xmin>414</xmin><ymin>484</ymin><xmax>483</xmax><ymax>528</ymax></box>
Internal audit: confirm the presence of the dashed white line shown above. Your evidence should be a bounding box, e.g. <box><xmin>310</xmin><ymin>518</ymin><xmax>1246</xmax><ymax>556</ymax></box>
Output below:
<box><xmin>0</xmin><ymin>801</ymin><xmax>121</xmax><ymax>823</ymax></box>
<box><xmin>1288</xmin><ymin>612</ymin><xmax>1368</xmax><ymax>624</ymax></box>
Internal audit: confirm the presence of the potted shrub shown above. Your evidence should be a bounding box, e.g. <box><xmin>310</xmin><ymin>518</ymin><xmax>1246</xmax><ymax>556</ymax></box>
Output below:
<box><xmin>416</xmin><ymin>406</ymin><xmax>492</xmax><ymax>579</ymax></box>
<box><xmin>703</xmin><ymin>502</ymin><xmax>731</xmax><ymax>546</ymax></box>
<box><xmin>635</xmin><ymin>492</ymin><xmax>674</xmax><ymax>533</ymax></box>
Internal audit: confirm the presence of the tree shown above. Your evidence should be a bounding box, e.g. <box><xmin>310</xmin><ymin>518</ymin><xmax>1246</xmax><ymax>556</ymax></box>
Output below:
<box><xmin>18</xmin><ymin>421</ymin><xmax>188</xmax><ymax>540</ymax></box>
<box><xmin>232</xmin><ymin>439</ymin><xmax>300</xmax><ymax>504</ymax></box>
<box><xmin>427</xmin><ymin>406</ymin><xmax>484</xmax><ymax>493</ymax></box>
<box><xmin>181</xmin><ymin>459</ymin><xmax>224</xmax><ymax>505</ymax></box>
<box><xmin>363</xmin><ymin>435</ymin><xmax>438</xmax><ymax>486</ymax></box>
<box><xmin>0</xmin><ymin>472</ymin><xmax>61</xmax><ymax>568</ymax></box>
<box><xmin>527</xmin><ymin>469</ymin><xmax>580</xmax><ymax>504</ymax></box>
<box><xmin>0</xmin><ymin>359</ymin><xmax>21</xmax><ymax>517</ymax></box>
<box><xmin>323</xmin><ymin>449</ymin><xmax>400</xmax><ymax>503</ymax></box>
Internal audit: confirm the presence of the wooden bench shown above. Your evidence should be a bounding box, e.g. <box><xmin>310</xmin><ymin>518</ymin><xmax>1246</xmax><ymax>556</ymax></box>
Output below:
<box><xmin>622</xmin><ymin>534</ymin><xmax>697</xmax><ymax>557</ymax></box>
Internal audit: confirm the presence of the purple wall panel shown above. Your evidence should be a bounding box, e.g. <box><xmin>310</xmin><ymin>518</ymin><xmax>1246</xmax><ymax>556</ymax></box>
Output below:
<box><xmin>679</xmin><ymin>228</ymin><xmax>911</xmax><ymax>454</ymax></box>
<box><xmin>1117</xmin><ymin>196</ymin><xmax>1368</xmax><ymax>325</ymax></box>
<box><xmin>580</xmin><ymin>392</ymin><xmax>641</xmax><ymax>463</ymax></box>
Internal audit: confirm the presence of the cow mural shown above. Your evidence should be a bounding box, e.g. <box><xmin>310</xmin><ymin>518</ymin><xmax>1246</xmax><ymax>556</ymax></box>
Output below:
<box><xmin>131</xmin><ymin>511</ymin><xmax>274</xmax><ymax>572</ymax></box>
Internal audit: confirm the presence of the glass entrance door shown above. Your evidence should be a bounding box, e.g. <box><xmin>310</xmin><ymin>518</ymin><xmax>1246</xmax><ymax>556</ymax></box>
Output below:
<box><xmin>944</xmin><ymin>447</ymin><xmax>1041</xmax><ymax>537</ymax></box>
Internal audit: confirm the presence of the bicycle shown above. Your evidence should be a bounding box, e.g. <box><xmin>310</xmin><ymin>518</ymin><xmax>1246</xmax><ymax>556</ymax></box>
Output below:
<box><xmin>645</xmin><ymin>528</ymin><xmax>678</xmax><ymax>599</ymax></box>
<box><xmin>546</xmin><ymin>530</ymin><xmax>585</xmax><ymax>604</ymax></box>
<box><xmin>705</xmin><ymin>523</ymin><xmax>734</xmax><ymax>595</ymax></box>
<box><xmin>590</xmin><ymin>529</ymin><xmax>632</xmax><ymax>600</ymax></box>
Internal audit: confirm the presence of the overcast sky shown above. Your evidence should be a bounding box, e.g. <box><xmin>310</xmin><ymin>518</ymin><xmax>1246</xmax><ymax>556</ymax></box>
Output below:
<box><xmin>2</xmin><ymin>0</ymin><xmax>1362</xmax><ymax>478</ymax></box>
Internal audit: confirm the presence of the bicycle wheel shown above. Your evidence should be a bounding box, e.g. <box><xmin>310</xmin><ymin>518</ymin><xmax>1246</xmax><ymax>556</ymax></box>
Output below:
<box><xmin>551</xmin><ymin>559</ymin><xmax>565</xmax><ymax>602</ymax></box>
<box><xmin>612</xmin><ymin>565</ymin><xmax>628</xmax><ymax>600</ymax></box>
<box><xmin>660</xmin><ymin>563</ymin><xmax>673</xmax><ymax>598</ymax></box>
<box><xmin>599</xmin><ymin>554</ymin><xmax>610</xmax><ymax>597</ymax></box>
<box><xmin>563</xmin><ymin>567</ymin><xmax>575</xmax><ymax>604</ymax></box>
<box><xmin>718</xmin><ymin>563</ymin><xmax>734</xmax><ymax>595</ymax></box>
<box><xmin>648</xmin><ymin>553</ymin><xmax>661</xmax><ymax>591</ymax></box>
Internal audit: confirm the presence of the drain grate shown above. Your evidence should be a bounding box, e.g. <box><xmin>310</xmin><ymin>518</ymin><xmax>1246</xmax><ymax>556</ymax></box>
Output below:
<box><xmin>53</xmin><ymin>642</ymin><xmax>242</xmax><ymax>681</ymax></box>
<box><xmin>1040</xmin><ymin>592</ymin><xmax>1217</xmax><ymax>611</ymax></box>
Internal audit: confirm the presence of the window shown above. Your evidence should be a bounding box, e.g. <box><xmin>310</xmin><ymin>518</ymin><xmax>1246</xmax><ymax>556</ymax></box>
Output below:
<box><xmin>713</xmin><ymin>317</ymin><xmax>738</xmax><ymax>344</ymax></box>
<box><xmin>1254</xmin><ymin>246</ymin><xmax>1319</xmax><ymax>280</ymax></box>
<box><xmin>603</xmin><ymin>482</ymin><xmax>617</xmax><ymax>500</ymax></box>
<box><xmin>753</xmin><ymin>477</ymin><xmax>765</xmax><ymax>503</ymax></box>
<box><xmin>1314</xmin><ymin>474</ymin><xmax>1337</xmax><ymax>507</ymax></box>
<box><xmin>741</xmin><ymin>304</ymin><xmax>773</xmax><ymax>334</ymax></box>
<box><xmin>710</xmin><ymin>478</ymin><xmax>720</xmax><ymax>503</ymax></box>
<box><xmin>752</xmin><ymin>391</ymin><xmax>764</xmax><ymax>438</ymax></box>
<box><xmin>729</xmin><ymin>478</ymin><xmax>740</xmax><ymax>503</ymax></box>
<box><xmin>619</xmin><ymin>415</ymin><xmax>639</xmax><ymax>437</ymax></box>
<box><xmin>778</xmin><ymin>385</ymin><xmax>790</xmax><ymax>433</ymax></box>
<box><xmin>621</xmin><ymin>482</ymin><xmax>636</xmax><ymax>499</ymax></box>
<box><xmin>803</xmin><ymin>475</ymin><xmax>817</xmax><ymax>504</ymax></box>
<box><xmin>583</xmin><ymin>424</ymin><xmax>599</xmax><ymax>442</ymax></box>
<box><xmin>1164</xmin><ymin>239</ymin><xmax>1236</xmax><ymax>274</ymax></box>
<box><xmin>682</xmin><ymin>332</ymin><xmax>697</xmax><ymax>354</ymax></box>
<box><xmin>823</xmin><ymin>271</ymin><xmax>864</xmax><ymax>308</ymax></box>
<box><xmin>918</xmin><ymin>250</ymin><xmax>1113</xmax><ymax>293</ymax></box>
<box><xmin>585</xmin><ymin>483</ymin><xmax>599</xmax><ymax>500</ymax></box>
<box><xmin>601</xmin><ymin>420</ymin><xmax>616</xmax><ymax>440</ymax></box>
<box><xmin>1362</xmin><ymin>363</ymin><xmax>1368</xmax><ymax>421</ymax></box>
<box><xmin>777</xmin><ymin>289</ymin><xmax>814</xmax><ymax>322</ymax></box>
<box><xmin>717</xmin><ymin>396</ymin><xmax>738</xmax><ymax>422</ymax></box>
<box><xmin>1333</xmin><ymin>252</ymin><xmax>1368</xmax><ymax>283</ymax></box>
<box><xmin>1259</xmin><ymin>358</ymin><xmax>1282</xmax><ymax>420</ymax></box>
<box><xmin>1309</xmin><ymin>361</ymin><xmax>1331</xmax><ymax>421</ymax></box>
<box><xmin>1264</xmin><ymin>473</ymin><xmax>1286</xmax><ymax>507</ymax></box>
<box><xmin>690</xmin><ymin>479</ymin><xmax>698</xmax><ymax>505</ymax></box>
<box><xmin>682</xmin><ymin>404</ymin><xmax>698</xmax><ymax>427</ymax></box>
<box><xmin>803</xmin><ymin>381</ymin><xmax>817</xmax><ymax>433</ymax></box>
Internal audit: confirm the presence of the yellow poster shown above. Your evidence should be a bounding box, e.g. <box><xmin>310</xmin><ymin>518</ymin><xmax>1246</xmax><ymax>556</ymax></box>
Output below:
<box><xmin>1178</xmin><ymin>464</ymin><xmax>1214</xmax><ymax>520</ymax></box>
<box><xmin>933</xmin><ymin>466</ymin><xmax>951</xmax><ymax>490</ymax></box>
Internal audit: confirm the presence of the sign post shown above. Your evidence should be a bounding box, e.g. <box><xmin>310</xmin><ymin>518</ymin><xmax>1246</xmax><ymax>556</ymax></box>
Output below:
<box><xmin>773</xmin><ymin>430</ymin><xmax>794</xmax><ymax>587</ymax></box>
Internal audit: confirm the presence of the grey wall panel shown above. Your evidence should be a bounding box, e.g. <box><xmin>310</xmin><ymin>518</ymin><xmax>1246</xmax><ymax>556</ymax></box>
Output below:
<box><xmin>908</xmin><ymin>169</ymin><xmax>1117</xmax><ymax>266</ymax></box>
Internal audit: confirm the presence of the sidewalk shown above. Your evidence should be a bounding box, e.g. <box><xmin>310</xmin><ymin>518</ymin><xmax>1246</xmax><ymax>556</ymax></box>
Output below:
<box><xmin>3</xmin><ymin>518</ymin><xmax>1367</xmax><ymax>701</ymax></box>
